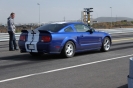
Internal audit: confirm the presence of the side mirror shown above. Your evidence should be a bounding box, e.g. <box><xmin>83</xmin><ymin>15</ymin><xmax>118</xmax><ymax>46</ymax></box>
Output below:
<box><xmin>90</xmin><ymin>28</ymin><xmax>94</xmax><ymax>34</ymax></box>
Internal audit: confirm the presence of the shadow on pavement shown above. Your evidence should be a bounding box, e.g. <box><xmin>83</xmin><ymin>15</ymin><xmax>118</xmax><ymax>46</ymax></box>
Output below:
<box><xmin>0</xmin><ymin>42</ymin><xmax>132</xmax><ymax>69</ymax></box>
<box><xmin>0</xmin><ymin>50</ymin><xmax>101</xmax><ymax>61</ymax></box>
<box><xmin>0</xmin><ymin>41</ymin><xmax>132</xmax><ymax>61</ymax></box>
<box><xmin>0</xmin><ymin>54</ymin><xmax>66</xmax><ymax>69</ymax></box>
<box><xmin>111</xmin><ymin>45</ymin><xmax>133</xmax><ymax>51</ymax></box>
<box><xmin>117</xmin><ymin>84</ymin><xmax>128</xmax><ymax>88</ymax></box>
<box><xmin>0</xmin><ymin>54</ymin><xmax>64</xmax><ymax>61</ymax></box>
<box><xmin>0</xmin><ymin>42</ymin><xmax>132</xmax><ymax>61</ymax></box>
<box><xmin>0</xmin><ymin>50</ymin><xmax>102</xmax><ymax>69</ymax></box>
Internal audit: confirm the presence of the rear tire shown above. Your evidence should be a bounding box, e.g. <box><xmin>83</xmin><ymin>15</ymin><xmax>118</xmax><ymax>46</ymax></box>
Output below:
<box><xmin>100</xmin><ymin>37</ymin><xmax>111</xmax><ymax>52</ymax></box>
<box><xmin>30</xmin><ymin>52</ymin><xmax>44</xmax><ymax>57</ymax></box>
<box><xmin>61</xmin><ymin>41</ymin><xmax>75</xmax><ymax>58</ymax></box>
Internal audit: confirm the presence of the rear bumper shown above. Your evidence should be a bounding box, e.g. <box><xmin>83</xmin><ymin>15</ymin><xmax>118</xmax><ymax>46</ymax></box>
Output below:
<box><xmin>20</xmin><ymin>49</ymin><xmax>60</xmax><ymax>54</ymax></box>
<box><xmin>19</xmin><ymin>41</ymin><xmax>61</xmax><ymax>54</ymax></box>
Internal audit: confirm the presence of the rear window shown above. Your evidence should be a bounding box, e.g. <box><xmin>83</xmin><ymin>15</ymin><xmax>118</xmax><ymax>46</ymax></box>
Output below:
<box><xmin>35</xmin><ymin>23</ymin><xmax>68</xmax><ymax>32</ymax></box>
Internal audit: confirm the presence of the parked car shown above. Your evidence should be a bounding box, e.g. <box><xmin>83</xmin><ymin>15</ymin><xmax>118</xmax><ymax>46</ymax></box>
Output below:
<box><xmin>18</xmin><ymin>22</ymin><xmax>112</xmax><ymax>58</ymax></box>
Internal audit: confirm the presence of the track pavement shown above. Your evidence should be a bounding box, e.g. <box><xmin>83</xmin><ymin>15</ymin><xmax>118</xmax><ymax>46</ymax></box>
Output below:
<box><xmin>0</xmin><ymin>32</ymin><xmax>132</xmax><ymax>88</ymax></box>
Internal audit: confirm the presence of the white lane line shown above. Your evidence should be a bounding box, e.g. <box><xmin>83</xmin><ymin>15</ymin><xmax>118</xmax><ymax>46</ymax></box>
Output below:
<box><xmin>0</xmin><ymin>54</ymin><xmax>133</xmax><ymax>83</ymax></box>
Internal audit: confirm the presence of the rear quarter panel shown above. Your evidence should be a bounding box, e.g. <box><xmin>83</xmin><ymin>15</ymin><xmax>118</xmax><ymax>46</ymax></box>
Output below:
<box><xmin>50</xmin><ymin>32</ymin><xmax>81</xmax><ymax>53</ymax></box>
<box><xmin>18</xmin><ymin>32</ymin><xmax>28</xmax><ymax>52</ymax></box>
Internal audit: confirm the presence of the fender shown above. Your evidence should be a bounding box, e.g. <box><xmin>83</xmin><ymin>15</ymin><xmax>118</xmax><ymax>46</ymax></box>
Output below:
<box><xmin>59</xmin><ymin>37</ymin><xmax>78</xmax><ymax>52</ymax></box>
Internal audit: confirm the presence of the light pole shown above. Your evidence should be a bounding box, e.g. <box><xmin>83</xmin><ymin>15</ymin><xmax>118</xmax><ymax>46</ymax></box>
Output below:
<box><xmin>64</xmin><ymin>16</ymin><xmax>65</xmax><ymax>21</ymax></box>
<box><xmin>110</xmin><ymin>7</ymin><xmax>112</xmax><ymax>28</ymax></box>
<box><xmin>37</xmin><ymin>3</ymin><xmax>40</xmax><ymax>26</ymax></box>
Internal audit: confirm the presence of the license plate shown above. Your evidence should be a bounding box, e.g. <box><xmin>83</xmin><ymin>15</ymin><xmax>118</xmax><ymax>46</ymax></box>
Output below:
<box><xmin>28</xmin><ymin>44</ymin><xmax>35</xmax><ymax>50</ymax></box>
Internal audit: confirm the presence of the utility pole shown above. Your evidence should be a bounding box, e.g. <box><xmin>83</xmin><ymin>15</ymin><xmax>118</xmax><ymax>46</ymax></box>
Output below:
<box><xmin>64</xmin><ymin>17</ymin><xmax>65</xmax><ymax>21</ymax></box>
<box><xmin>110</xmin><ymin>7</ymin><xmax>112</xmax><ymax>28</ymax></box>
<box><xmin>37</xmin><ymin>3</ymin><xmax>40</xmax><ymax>26</ymax></box>
<box><xmin>116</xmin><ymin>15</ymin><xmax>117</xmax><ymax>22</ymax></box>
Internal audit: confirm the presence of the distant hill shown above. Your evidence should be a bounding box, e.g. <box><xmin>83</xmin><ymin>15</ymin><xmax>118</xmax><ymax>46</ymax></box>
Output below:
<box><xmin>93</xmin><ymin>17</ymin><xmax>133</xmax><ymax>22</ymax></box>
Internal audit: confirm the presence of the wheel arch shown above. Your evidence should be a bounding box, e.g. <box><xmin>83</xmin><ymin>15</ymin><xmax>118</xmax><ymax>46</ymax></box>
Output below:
<box><xmin>105</xmin><ymin>36</ymin><xmax>112</xmax><ymax>45</ymax></box>
<box><xmin>60</xmin><ymin>39</ymin><xmax>76</xmax><ymax>53</ymax></box>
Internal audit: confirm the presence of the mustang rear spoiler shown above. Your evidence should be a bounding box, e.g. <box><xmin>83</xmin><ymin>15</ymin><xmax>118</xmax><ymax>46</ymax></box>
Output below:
<box><xmin>21</xmin><ymin>30</ymin><xmax>28</xmax><ymax>33</ymax></box>
<box><xmin>38</xmin><ymin>30</ymin><xmax>51</xmax><ymax>33</ymax></box>
<box><xmin>21</xmin><ymin>30</ymin><xmax>51</xmax><ymax>34</ymax></box>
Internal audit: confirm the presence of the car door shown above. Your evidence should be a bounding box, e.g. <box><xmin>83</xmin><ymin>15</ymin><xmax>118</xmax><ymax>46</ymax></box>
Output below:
<box><xmin>74</xmin><ymin>24</ymin><xmax>101</xmax><ymax>50</ymax></box>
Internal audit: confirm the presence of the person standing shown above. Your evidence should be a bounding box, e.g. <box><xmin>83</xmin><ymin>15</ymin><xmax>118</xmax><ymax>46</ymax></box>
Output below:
<box><xmin>7</xmin><ymin>12</ymin><xmax>18</xmax><ymax>51</ymax></box>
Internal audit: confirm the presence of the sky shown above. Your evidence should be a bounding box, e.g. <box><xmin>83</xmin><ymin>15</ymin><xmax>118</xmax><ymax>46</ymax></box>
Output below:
<box><xmin>0</xmin><ymin>0</ymin><xmax>133</xmax><ymax>24</ymax></box>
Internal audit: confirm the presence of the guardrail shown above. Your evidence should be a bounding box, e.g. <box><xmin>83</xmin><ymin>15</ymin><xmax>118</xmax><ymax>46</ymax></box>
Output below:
<box><xmin>0</xmin><ymin>33</ymin><xmax>20</xmax><ymax>41</ymax></box>
<box><xmin>128</xmin><ymin>57</ymin><xmax>133</xmax><ymax>88</ymax></box>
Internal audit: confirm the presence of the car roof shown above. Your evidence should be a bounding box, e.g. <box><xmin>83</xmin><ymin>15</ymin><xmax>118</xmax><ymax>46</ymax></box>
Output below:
<box><xmin>50</xmin><ymin>21</ymin><xmax>83</xmax><ymax>25</ymax></box>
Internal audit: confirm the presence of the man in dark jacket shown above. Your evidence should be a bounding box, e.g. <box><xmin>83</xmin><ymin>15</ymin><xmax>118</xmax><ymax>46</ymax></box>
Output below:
<box><xmin>7</xmin><ymin>12</ymin><xmax>18</xmax><ymax>51</ymax></box>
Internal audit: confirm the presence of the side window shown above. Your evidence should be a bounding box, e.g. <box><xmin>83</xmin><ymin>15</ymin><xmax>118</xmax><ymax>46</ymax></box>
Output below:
<box><xmin>84</xmin><ymin>25</ymin><xmax>90</xmax><ymax>31</ymax></box>
<box><xmin>74</xmin><ymin>24</ymin><xmax>90</xmax><ymax>32</ymax></box>
<box><xmin>65</xmin><ymin>27</ymin><xmax>74</xmax><ymax>32</ymax></box>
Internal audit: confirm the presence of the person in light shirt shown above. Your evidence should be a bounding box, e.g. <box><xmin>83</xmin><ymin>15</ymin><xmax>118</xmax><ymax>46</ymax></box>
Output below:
<box><xmin>7</xmin><ymin>12</ymin><xmax>18</xmax><ymax>51</ymax></box>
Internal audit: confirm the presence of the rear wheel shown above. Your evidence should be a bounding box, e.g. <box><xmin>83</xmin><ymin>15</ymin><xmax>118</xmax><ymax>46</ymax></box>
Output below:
<box><xmin>101</xmin><ymin>37</ymin><xmax>111</xmax><ymax>52</ymax></box>
<box><xmin>62</xmin><ymin>41</ymin><xmax>75</xmax><ymax>58</ymax></box>
<box><xmin>30</xmin><ymin>52</ymin><xmax>44</xmax><ymax>56</ymax></box>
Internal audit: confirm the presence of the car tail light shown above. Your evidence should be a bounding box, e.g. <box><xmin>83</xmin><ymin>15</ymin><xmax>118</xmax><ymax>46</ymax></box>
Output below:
<box><xmin>20</xmin><ymin>35</ymin><xmax>26</xmax><ymax>41</ymax></box>
<box><xmin>41</xmin><ymin>36</ymin><xmax>51</xmax><ymax>42</ymax></box>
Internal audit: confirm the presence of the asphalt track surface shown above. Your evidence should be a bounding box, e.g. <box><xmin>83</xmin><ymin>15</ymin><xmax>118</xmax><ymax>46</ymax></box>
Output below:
<box><xmin>0</xmin><ymin>32</ymin><xmax>133</xmax><ymax>88</ymax></box>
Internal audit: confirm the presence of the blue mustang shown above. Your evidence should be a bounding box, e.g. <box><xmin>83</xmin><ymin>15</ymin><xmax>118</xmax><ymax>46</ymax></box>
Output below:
<box><xmin>18</xmin><ymin>22</ymin><xmax>112</xmax><ymax>58</ymax></box>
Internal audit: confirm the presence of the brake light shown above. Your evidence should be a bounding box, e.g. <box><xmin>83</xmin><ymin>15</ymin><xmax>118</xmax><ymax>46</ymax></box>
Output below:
<box><xmin>20</xmin><ymin>35</ymin><xmax>26</xmax><ymax>41</ymax></box>
<box><xmin>41</xmin><ymin>36</ymin><xmax>51</xmax><ymax>42</ymax></box>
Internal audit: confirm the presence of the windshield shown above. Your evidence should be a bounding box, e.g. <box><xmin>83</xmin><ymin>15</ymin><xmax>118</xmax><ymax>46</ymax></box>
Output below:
<box><xmin>35</xmin><ymin>23</ymin><xmax>68</xmax><ymax>32</ymax></box>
